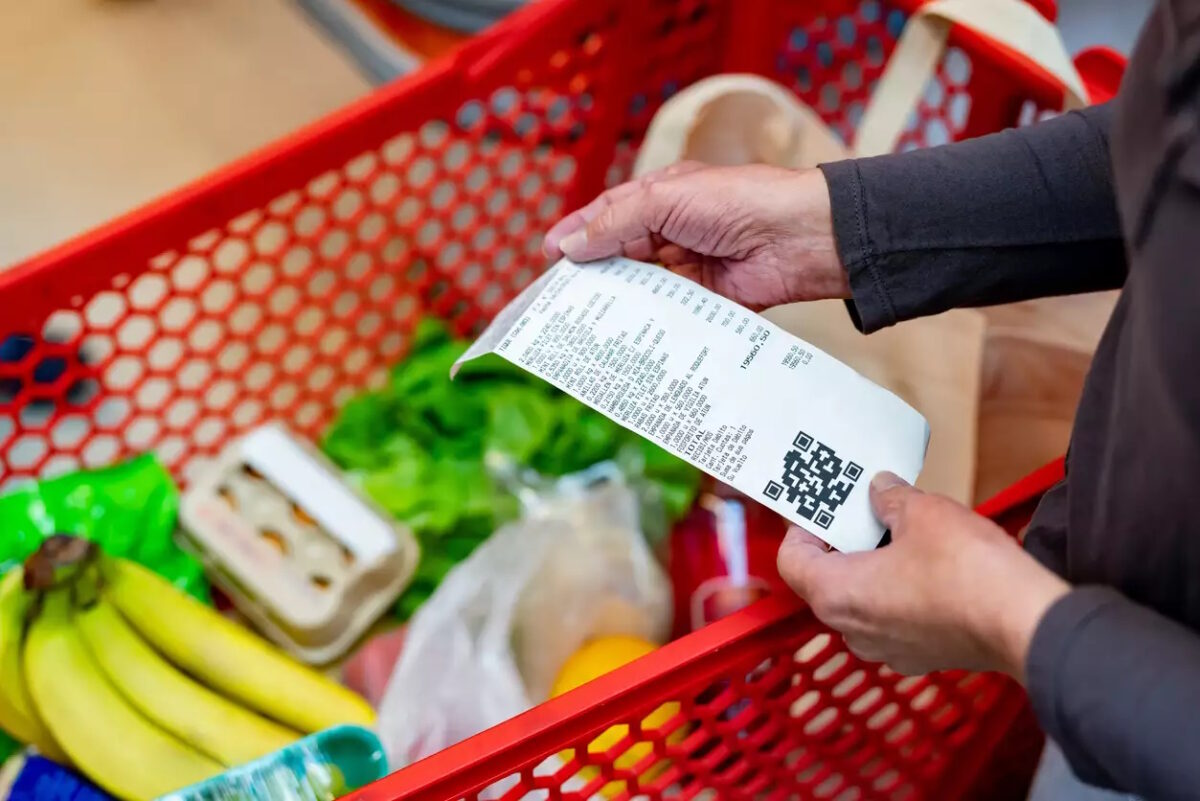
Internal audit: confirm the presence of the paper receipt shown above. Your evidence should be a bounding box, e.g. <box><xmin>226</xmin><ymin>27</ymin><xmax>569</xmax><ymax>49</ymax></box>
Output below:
<box><xmin>452</xmin><ymin>258</ymin><xmax>930</xmax><ymax>552</ymax></box>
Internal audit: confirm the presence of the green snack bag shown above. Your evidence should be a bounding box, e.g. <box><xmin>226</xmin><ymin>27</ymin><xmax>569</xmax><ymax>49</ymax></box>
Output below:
<box><xmin>0</xmin><ymin>728</ymin><xmax>18</xmax><ymax>764</ymax></box>
<box><xmin>0</xmin><ymin>455</ymin><xmax>209</xmax><ymax>601</ymax></box>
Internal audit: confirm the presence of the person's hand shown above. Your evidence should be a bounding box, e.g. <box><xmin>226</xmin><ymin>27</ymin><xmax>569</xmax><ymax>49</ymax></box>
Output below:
<box><xmin>543</xmin><ymin>162</ymin><xmax>849</xmax><ymax>310</ymax></box>
<box><xmin>777</xmin><ymin>472</ymin><xmax>1070</xmax><ymax>679</ymax></box>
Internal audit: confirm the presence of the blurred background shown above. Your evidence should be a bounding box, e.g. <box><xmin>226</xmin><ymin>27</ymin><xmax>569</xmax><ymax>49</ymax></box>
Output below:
<box><xmin>0</xmin><ymin>0</ymin><xmax>1152</xmax><ymax>270</ymax></box>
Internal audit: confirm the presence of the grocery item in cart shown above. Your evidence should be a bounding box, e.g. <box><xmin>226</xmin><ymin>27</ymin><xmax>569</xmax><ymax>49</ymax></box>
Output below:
<box><xmin>179</xmin><ymin>422</ymin><xmax>419</xmax><ymax>664</ymax></box>
<box><xmin>0</xmin><ymin>753</ymin><xmax>109</xmax><ymax>801</ymax></box>
<box><xmin>375</xmin><ymin>462</ymin><xmax>671</xmax><ymax>768</ymax></box>
<box><xmin>0</xmin><ymin>455</ymin><xmax>208</xmax><ymax>600</ymax></box>
<box><xmin>0</xmin><ymin>567</ymin><xmax>68</xmax><ymax>764</ymax></box>
<box><xmin>0</xmin><ymin>734</ymin><xmax>16</xmax><ymax>772</ymax></box>
<box><xmin>6</xmin><ymin>536</ymin><xmax>375</xmax><ymax>799</ymax></box>
<box><xmin>24</xmin><ymin>572</ymin><xmax>224</xmax><ymax>798</ymax></box>
<box><xmin>667</xmin><ymin>482</ymin><xmax>790</xmax><ymax>637</ymax></box>
<box><xmin>634</xmin><ymin>73</ymin><xmax>846</xmax><ymax>172</ymax></box>
<box><xmin>454</xmin><ymin>257</ymin><xmax>929</xmax><ymax>553</ymax></box>
<box><xmin>160</xmin><ymin>725</ymin><xmax>388</xmax><ymax>801</ymax></box>
<box><xmin>342</xmin><ymin>625</ymin><xmax>408</xmax><ymax>707</ymax></box>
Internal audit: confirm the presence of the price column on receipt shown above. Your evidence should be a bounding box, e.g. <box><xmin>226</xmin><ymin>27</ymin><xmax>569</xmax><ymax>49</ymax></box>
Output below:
<box><xmin>454</xmin><ymin>258</ymin><xmax>930</xmax><ymax>552</ymax></box>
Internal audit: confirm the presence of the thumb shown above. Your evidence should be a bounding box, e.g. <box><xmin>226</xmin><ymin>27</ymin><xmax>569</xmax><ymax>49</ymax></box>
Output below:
<box><xmin>869</xmin><ymin>471</ymin><xmax>922</xmax><ymax>534</ymax></box>
<box><xmin>776</xmin><ymin>525</ymin><xmax>833</xmax><ymax>597</ymax></box>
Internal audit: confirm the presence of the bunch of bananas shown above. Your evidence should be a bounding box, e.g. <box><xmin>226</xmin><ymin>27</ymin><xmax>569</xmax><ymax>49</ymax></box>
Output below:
<box><xmin>0</xmin><ymin>536</ymin><xmax>376</xmax><ymax>801</ymax></box>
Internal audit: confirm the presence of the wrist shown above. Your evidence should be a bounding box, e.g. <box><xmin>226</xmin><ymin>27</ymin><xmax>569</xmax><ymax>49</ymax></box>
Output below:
<box><xmin>988</xmin><ymin>553</ymin><xmax>1070</xmax><ymax>681</ymax></box>
<box><xmin>795</xmin><ymin>168</ymin><xmax>850</xmax><ymax>299</ymax></box>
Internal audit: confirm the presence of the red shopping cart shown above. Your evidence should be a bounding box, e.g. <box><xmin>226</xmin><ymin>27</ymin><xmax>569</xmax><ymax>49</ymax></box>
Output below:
<box><xmin>0</xmin><ymin>0</ymin><xmax>1120</xmax><ymax>797</ymax></box>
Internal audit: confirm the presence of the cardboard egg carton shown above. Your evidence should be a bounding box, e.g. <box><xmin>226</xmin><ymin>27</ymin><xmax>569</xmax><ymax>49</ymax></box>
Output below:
<box><xmin>180</xmin><ymin>423</ymin><xmax>418</xmax><ymax>664</ymax></box>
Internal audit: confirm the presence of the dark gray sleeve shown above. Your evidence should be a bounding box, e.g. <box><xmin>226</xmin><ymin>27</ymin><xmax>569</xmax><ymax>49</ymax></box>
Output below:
<box><xmin>1027</xmin><ymin>586</ymin><xmax>1200</xmax><ymax>798</ymax></box>
<box><xmin>818</xmin><ymin>103</ymin><xmax>1126</xmax><ymax>332</ymax></box>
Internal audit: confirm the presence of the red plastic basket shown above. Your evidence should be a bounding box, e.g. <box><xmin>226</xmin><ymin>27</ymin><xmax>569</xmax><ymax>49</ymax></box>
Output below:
<box><xmin>0</xmin><ymin>0</ymin><xmax>1117</xmax><ymax>798</ymax></box>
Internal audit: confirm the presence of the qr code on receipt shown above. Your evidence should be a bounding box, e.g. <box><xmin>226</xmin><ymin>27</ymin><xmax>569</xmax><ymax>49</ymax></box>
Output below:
<box><xmin>762</xmin><ymin>432</ymin><xmax>862</xmax><ymax>529</ymax></box>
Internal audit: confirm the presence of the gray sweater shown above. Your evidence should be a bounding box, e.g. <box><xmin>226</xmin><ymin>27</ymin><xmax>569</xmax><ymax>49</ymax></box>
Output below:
<box><xmin>819</xmin><ymin>4</ymin><xmax>1200</xmax><ymax>798</ymax></box>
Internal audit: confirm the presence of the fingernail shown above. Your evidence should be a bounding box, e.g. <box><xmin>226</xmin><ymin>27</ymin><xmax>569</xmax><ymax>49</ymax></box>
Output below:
<box><xmin>560</xmin><ymin>231</ymin><xmax>587</xmax><ymax>260</ymax></box>
<box><xmin>782</xmin><ymin>525</ymin><xmax>833</xmax><ymax>552</ymax></box>
<box><xmin>871</xmin><ymin>471</ymin><xmax>907</xmax><ymax>492</ymax></box>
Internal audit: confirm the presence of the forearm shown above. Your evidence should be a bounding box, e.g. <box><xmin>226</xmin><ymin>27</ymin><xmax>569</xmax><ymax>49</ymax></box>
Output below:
<box><xmin>820</xmin><ymin>103</ymin><xmax>1127</xmax><ymax>332</ymax></box>
<box><xmin>1026</xmin><ymin>587</ymin><xmax>1200</xmax><ymax>798</ymax></box>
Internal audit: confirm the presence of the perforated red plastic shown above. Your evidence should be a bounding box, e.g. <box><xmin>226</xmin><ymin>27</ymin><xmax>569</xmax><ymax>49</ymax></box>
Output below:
<box><xmin>0</xmin><ymin>1</ymin><xmax>1117</xmax><ymax>798</ymax></box>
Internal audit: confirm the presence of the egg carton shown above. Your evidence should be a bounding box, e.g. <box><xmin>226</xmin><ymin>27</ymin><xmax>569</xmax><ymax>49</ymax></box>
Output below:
<box><xmin>180</xmin><ymin>423</ymin><xmax>418</xmax><ymax>664</ymax></box>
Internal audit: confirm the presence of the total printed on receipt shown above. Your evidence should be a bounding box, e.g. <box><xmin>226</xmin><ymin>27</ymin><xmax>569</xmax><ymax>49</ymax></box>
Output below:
<box><xmin>452</xmin><ymin>257</ymin><xmax>930</xmax><ymax>553</ymax></box>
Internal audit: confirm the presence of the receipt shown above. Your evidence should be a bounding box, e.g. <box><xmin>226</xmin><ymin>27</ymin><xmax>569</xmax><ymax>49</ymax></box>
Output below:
<box><xmin>453</xmin><ymin>258</ymin><xmax>929</xmax><ymax>552</ymax></box>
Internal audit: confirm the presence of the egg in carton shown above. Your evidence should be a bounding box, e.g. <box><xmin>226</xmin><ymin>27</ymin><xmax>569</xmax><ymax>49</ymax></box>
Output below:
<box><xmin>180</xmin><ymin>423</ymin><xmax>418</xmax><ymax>665</ymax></box>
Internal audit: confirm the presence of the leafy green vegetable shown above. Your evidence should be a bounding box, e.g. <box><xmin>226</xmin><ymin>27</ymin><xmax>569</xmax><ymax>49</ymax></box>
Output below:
<box><xmin>322</xmin><ymin>318</ymin><xmax>701</xmax><ymax>618</ymax></box>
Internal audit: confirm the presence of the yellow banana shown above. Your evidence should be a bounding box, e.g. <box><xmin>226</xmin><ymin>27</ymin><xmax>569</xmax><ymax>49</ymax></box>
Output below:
<box><xmin>0</xmin><ymin>568</ymin><xmax>68</xmax><ymax>763</ymax></box>
<box><xmin>76</xmin><ymin>600</ymin><xmax>301</xmax><ymax>767</ymax></box>
<box><xmin>76</xmin><ymin>599</ymin><xmax>300</xmax><ymax>767</ymax></box>
<box><xmin>24</xmin><ymin>589</ymin><xmax>221</xmax><ymax>801</ymax></box>
<box><xmin>102</xmin><ymin>558</ymin><xmax>375</xmax><ymax>733</ymax></box>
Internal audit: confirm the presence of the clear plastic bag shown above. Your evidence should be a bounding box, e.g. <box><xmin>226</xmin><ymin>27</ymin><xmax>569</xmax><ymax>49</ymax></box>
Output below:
<box><xmin>375</xmin><ymin>462</ymin><xmax>672</xmax><ymax>769</ymax></box>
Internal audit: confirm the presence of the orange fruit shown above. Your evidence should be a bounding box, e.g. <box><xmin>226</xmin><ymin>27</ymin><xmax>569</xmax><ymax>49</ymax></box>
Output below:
<box><xmin>551</xmin><ymin>636</ymin><xmax>683</xmax><ymax>798</ymax></box>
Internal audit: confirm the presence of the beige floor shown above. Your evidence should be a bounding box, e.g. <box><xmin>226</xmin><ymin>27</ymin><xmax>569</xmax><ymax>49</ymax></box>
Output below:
<box><xmin>0</xmin><ymin>0</ymin><xmax>371</xmax><ymax>270</ymax></box>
